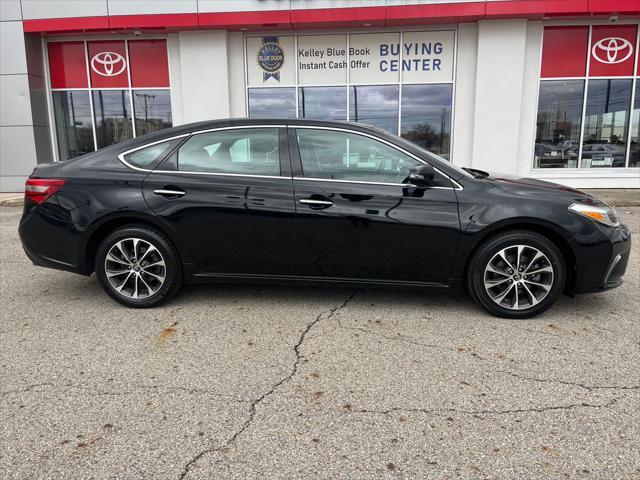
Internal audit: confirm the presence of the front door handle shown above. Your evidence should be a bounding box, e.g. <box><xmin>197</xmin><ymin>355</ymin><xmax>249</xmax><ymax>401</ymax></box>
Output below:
<box><xmin>153</xmin><ymin>186</ymin><xmax>186</xmax><ymax>198</ymax></box>
<box><xmin>299</xmin><ymin>197</ymin><xmax>333</xmax><ymax>209</ymax></box>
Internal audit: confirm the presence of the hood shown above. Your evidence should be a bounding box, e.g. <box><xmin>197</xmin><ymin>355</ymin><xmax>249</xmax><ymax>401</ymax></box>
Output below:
<box><xmin>482</xmin><ymin>171</ymin><xmax>605</xmax><ymax>207</ymax></box>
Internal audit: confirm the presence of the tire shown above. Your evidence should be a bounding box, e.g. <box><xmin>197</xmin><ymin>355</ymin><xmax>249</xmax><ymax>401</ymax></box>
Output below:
<box><xmin>95</xmin><ymin>225</ymin><xmax>182</xmax><ymax>308</ymax></box>
<box><xmin>466</xmin><ymin>230</ymin><xmax>566</xmax><ymax>319</ymax></box>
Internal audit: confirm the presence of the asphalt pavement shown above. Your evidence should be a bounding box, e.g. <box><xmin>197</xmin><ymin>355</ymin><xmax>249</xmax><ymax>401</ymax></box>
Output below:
<box><xmin>1</xmin><ymin>206</ymin><xmax>638</xmax><ymax>479</ymax></box>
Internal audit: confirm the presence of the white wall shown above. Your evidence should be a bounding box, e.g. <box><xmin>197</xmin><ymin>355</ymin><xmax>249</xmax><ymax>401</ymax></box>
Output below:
<box><xmin>169</xmin><ymin>30</ymin><xmax>231</xmax><ymax>125</ymax></box>
<box><xmin>451</xmin><ymin>22</ymin><xmax>477</xmax><ymax>168</ymax></box>
<box><xmin>471</xmin><ymin>20</ymin><xmax>528</xmax><ymax>175</ymax></box>
<box><xmin>227</xmin><ymin>32</ymin><xmax>247</xmax><ymax>118</ymax></box>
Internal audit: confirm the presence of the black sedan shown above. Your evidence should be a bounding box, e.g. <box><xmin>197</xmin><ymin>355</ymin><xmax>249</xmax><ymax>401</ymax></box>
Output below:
<box><xmin>19</xmin><ymin>119</ymin><xmax>631</xmax><ymax>318</ymax></box>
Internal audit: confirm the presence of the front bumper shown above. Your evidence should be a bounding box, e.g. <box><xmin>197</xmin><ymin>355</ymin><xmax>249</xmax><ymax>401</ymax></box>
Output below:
<box><xmin>573</xmin><ymin>222</ymin><xmax>631</xmax><ymax>294</ymax></box>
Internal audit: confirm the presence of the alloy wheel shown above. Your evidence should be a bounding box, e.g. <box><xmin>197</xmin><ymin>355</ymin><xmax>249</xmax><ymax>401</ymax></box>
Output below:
<box><xmin>483</xmin><ymin>245</ymin><xmax>554</xmax><ymax>311</ymax></box>
<box><xmin>104</xmin><ymin>237</ymin><xmax>166</xmax><ymax>299</ymax></box>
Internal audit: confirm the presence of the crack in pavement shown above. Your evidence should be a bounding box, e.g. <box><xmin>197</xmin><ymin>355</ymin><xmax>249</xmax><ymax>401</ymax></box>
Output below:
<box><xmin>177</xmin><ymin>291</ymin><xmax>358</xmax><ymax>480</ymax></box>
<box><xmin>337</xmin><ymin>322</ymin><xmax>485</xmax><ymax>360</ymax></box>
<box><xmin>497</xmin><ymin>370</ymin><xmax>640</xmax><ymax>392</ymax></box>
<box><xmin>351</xmin><ymin>397</ymin><xmax>619</xmax><ymax>417</ymax></box>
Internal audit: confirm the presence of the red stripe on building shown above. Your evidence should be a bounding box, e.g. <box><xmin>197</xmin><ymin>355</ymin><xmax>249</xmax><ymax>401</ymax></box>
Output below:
<box><xmin>108</xmin><ymin>13</ymin><xmax>199</xmax><ymax>30</ymax></box>
<box><xmin>23</xmin><ymin>16</ymin><xmax>109</xmax><ymax>33</ymax></box>
<box><xmin>22</xmin><ymin>1</ymin><xmax>640</xmax><ymax>34</ymax></box>
<box><xmin>198</xmin><ymin>10</ymin><xmax>291</xmax><ymax>30</ymax></box>
<box><xmin>385</xmin><ymin>2</ymin><xmax>485</xmax><ymax>25</ymax></box>
<box><xmin>588</xmin><ymin>0</ymin><xmax>640</xmax><ymax>14</ymax></box>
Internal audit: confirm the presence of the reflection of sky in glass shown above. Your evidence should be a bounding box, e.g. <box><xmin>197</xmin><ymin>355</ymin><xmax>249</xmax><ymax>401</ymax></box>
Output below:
<box><xmin>52</xmin><ymin>91</ymin><xmax>94</xmax><ymax>161</ymax></box>
<box><xmin>349</xmin><ymin>85</ymin><xmax>399</xmax><ymax>134</ymax></box>
<box><xmin>92</xmin><ymin>90</ymin><xmax>133</xmax><ymax>148</ymax></box>
<box><xmin>249</xmin><ymin>88</ymin><xmax>296</xmax><ymax>118</ymax></box>
<box><xmin>400</xmin><ymin>84</ymin><xmax>452</xmax><ymax>155</ymax></box>
<box><xmin>299</xmin><ymin>87</ymin><xmax>347</xmax><ymax>120</ymax></box>
<box><xmin>133</xmin><ymin>89</ymin><xmax>173</xmax><ymax>137</ymax></box>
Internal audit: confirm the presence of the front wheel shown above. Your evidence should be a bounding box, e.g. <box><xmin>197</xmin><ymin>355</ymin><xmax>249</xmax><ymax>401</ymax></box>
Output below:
<box><xmin>467</xmin><ymin>230</ymin><xmax>566</xmax><ymax>319</ymax></box>
<box><xmin>95</xmin><ymin>225</ymin><xmax>182</xmax><ymax>308</ymax></box>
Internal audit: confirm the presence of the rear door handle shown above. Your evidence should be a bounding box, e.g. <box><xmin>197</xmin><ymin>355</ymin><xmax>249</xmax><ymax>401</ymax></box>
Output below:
<box><xmin>153</xmin><ymin>187</ymin><xmax>186</xmax><ymax>198</ymax></box>
<box><xmin>299</xmin><ymin>197</ymin><xmax>333</xmax><ymax>209</ymax></box>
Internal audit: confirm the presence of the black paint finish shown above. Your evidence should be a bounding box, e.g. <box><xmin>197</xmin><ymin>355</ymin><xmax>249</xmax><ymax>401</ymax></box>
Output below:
<box><xmin>19</xmin><ymin>118</ymin><xmax>631</xmax><ymax>297</ymax></box>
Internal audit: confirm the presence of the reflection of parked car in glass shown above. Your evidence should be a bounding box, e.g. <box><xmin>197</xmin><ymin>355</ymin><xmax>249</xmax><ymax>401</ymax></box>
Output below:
<box><xmin>581</xmin><ymin>144</ymin><xmax>626</xmax><ymax>168</ymax></box>
<box><xmin>534</xmin><ymin>143</ymin><xmax>572</xmax><ymax>167</ymax></box>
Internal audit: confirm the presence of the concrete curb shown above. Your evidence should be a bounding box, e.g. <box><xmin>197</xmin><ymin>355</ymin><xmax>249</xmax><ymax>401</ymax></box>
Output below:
<box><xmin>0</xmin><ymin>197</ymin><xmax>23</xmax><ymax>207</ymax></box>
<box><xmin>583</xmin><ymin>189</ymin><xmax>640</xmax><ymax>208</ymax></box>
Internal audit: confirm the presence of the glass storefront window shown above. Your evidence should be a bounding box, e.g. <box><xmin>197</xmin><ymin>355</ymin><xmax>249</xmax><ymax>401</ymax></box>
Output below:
<box><xmin>298</xmin><ymin>87</ymin><xmax>347</xmax><ymax>120</ymax></box>
<box><xmin>629</xmin><ymin>82</ymin><xmax>640</xmax><ymax>168</ymax></box>
<box><xmin>133</xmin><ymin>90</ymin><xmax>172</xmax><ymax>137</ymax></box>
<box><xmin>47</xmin><ymin>39</ymin><xmax>172</xmax><ymax>161</ymax></box>
<box><xmin>248</xmin><ymin>88</ymin><xmax>296</xmax><ymax>118</ymax></box>
<box><xmin>349</xmin><ymin>85</ymin><xmax>399</xmax><ymax>134</ymax></box>
<box><xmin>581</xmin><ymin>79</ymin><xmax>632</xmax><ymax>168</ymax></box>
<box><xmin>92</xmin><ymin>90</ymin><xmax>134</xmax><ymax>149</ymax></box>
<box><xmin>52</xmin><ymin>91</ymin><xmax>95</xmax><ymax>161</ymax></box>
<box><xmin>535</xmin><ymin>80</ymin><xmax>584</xmax><ymax>168</ymax></box>
<box><xmin>401</xmin><ymin>84</ymin><xmax>452</xmax><ymax>158</ymax></box>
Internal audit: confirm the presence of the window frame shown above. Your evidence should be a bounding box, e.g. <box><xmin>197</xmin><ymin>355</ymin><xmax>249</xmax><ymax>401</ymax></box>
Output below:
<box><xmin>289</xmin><ymin>125</ymin><xmax>462</xmax><ymax>190</ymax></box>
<box><xmin>118</xmin><ymin>125</ymin><xmax>291</xmax><ymax>180</ymax></box>
<box><xmin>175</xmin><ymin>127</ymin><xmax>284</xmax><ymax>177</ymax></box>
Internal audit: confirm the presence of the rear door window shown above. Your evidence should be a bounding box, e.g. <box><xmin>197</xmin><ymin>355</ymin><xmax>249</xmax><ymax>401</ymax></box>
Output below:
<box><xmin>177</xmin><ymin>128</ymin><xmax>280</xmax><ymax>176</ymax></box>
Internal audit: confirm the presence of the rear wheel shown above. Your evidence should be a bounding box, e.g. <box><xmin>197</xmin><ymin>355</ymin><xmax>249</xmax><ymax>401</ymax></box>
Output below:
<box><xmin>467</xmin><ymin>230</ymin><xmax>566</xmax><ymax>319</ymax></box>
<box><xmin>95</xmin><ymin>225</ymin><xmax>182</xmax><ymax>308</ymax></box>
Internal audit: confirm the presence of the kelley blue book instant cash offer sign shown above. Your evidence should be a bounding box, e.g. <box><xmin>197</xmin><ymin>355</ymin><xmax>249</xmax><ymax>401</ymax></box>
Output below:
<box><xmin>246</xmin><ymin>31</ymin><xmax>455</xmax><ymax>86</ymax></box>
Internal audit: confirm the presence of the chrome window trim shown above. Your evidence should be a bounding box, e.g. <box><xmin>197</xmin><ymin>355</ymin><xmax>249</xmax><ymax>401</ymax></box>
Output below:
<box><xmin>117</xmin><ymin>133</ymin><xmax>190</xmax><ymax>172</ymax></box>
<box><xmin>152</xmin><ymin>171</ymin><xmax>290</xmax><ymax>180</ymax></box>
<box><xmin>291</xmin><ymin>125</ymin><xmax>463</xmax><ymax>190</ymax></box>
<box><xmin>293</xmin><ymin>177</ymin><xmax>455</xmax><ymax>190</ymax></box>
<box><xmin>116</xmin><ymin>123</ymin><xmax>463</xmax><ymax>189</ymax></box>
<box><xmin>117</xmin><ymin>125</ymin><xmax>289</xmax><ymax>178</ymax></box>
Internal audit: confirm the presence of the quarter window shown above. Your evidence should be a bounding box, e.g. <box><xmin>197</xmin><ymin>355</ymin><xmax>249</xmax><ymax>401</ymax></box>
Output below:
<box><xmin>123</xmin><ymin>138</ymin><xmax>182</xmax><ymax>169</ymax></box>
<box><xmin>296</xmin><ymin>128</ymin><xmax>421</xmax><ymax>184</ymax></box>
<box><xmin>177</xmin><ymin>128</ymin><xmax>280</xmax><ymax>176</ymax></box>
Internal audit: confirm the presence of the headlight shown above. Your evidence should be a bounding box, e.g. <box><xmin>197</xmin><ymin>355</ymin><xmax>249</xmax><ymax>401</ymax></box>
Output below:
<box><xmin>569</xmin><ymin>202</ymin><xmax>620</xmax><ymax>227</ymax></box>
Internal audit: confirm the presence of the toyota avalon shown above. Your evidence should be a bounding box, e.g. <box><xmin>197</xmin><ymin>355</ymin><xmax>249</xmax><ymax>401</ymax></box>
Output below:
<box><xmin>19</xmin><ymin>119</ymin><xmax>631</xmax><ymax>318</ymax></box>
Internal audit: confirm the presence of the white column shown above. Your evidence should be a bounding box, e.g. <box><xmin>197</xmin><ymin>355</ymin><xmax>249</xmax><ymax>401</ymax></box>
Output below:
<box><xmin>451</xmin><ymin>22</ymin><xmax>478</xmax><ymax>168</ymax></box>
<box><xmin>169</xmin><ymin>30</ymin><xmax>231</xmax><ymax>125</ymax></box>
<box><xmin>471</xmin><ymin>20</ymin><xmax>529</xmax><ymax>174</ymax></box>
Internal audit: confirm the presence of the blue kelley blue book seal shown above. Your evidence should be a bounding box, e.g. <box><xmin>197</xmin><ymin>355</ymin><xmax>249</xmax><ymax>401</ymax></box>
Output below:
<box><xmin>257</xmin><ymin>36</ymin><xmax>284</xmax><ymax>81</ymax></box>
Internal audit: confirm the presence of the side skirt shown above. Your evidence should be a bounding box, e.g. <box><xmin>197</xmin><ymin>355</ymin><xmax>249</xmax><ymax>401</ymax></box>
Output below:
<box><xmin>188</xmin><ymin>272</ymin><xmax>450</xmax><ymax>289</ymax></box>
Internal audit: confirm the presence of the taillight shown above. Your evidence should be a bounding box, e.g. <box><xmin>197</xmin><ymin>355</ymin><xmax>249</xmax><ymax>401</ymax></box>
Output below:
<box><xmin>25</xmin><ymin>179</ymin><xmax>66</xmax><ymax>204</ymax></box>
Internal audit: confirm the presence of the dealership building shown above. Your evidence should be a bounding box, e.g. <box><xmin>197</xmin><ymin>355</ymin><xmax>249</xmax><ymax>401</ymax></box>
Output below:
<box><xmin>1</xmin><ymin>0</ymin><xmax>639</xmax><ymax>191</ymax></box>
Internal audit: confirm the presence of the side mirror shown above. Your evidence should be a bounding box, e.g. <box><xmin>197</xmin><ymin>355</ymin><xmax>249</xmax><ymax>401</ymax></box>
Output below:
<box><xmin>408</xmin><ymin>164</ymin><xmax>436</xmax><ymax>187</ymax></box>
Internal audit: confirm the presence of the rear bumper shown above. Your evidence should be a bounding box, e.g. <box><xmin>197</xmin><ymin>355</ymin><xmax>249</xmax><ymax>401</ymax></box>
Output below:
<box><xmin>573</xmin><ymin>223</ymin><xmax>631</xmax><ymax>294</ymax></box>
<box><xmin>19</xmin><ymin>200</ymin><xmax>86</xmax><ymax>275</ymax></box>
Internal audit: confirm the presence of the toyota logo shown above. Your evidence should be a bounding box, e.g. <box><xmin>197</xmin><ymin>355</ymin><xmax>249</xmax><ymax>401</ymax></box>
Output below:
<box><xmin>91</xmin><ymin>51</ymin><xmax>127</xmax><ymax>77</ymax></box>
<box><xmin>591</xmin><ymin>37</ymin><xmax>633</xmax><ymax>65</ymax></box>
